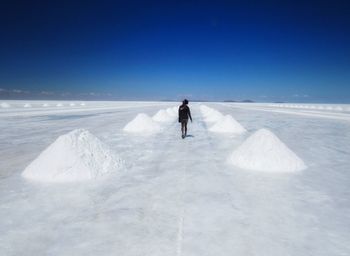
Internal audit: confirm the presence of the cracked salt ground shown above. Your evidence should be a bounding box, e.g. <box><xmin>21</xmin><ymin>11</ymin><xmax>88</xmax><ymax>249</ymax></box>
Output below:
<box><xmin>0</xmin><ymin>101</ymin><xmax>350</xmax><ymax>255</ymax></box>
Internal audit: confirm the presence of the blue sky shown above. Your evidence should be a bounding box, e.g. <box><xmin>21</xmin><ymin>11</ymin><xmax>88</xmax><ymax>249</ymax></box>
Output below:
<box><xmin>0</xmin><ymin>0</ymin><xmax>349</xmax><ymax>102</ymax></box>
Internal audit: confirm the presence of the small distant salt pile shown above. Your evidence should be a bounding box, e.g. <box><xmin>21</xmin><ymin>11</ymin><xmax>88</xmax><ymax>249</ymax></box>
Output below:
<box><xmin>200</xmin><ymin>105</ymin><xmax>213</xmax><ymax>116</ymax></box>
<box><xmin>70</xmin><ymin>103</ymin><xmax>76</xmax><ymax>106</ymax></box>
<box><xmin>124</xmin><ymin>113</ymin><xmax>161</xmax><ymax>133</ymax></box>
<box><xmin>204</xmin><ymin>110</ymin><xmax>224</xmax><ymax>123</ymax></box>
<box><xmin>56</xmin><ymin>103</ymin><xmax>63</xmax><ymax>107</ymax></box>
<box><xmin>209</xmin><ymin>115</ymin><xmax>246</xmax><ymax>134</ymax></box>
<box><xmin>152</xmin><ymin>109</ymin><xmax>174</xmax><ymax>122</ymax></box>
<box><xmin>166</xmin><ymin>107</ymin><xmax>177</xmax><ymax>117</ymax></box>
<box><xmin>24</xmin><ymin>103</ymin><xmax>32</xmax><ymax>108</ymax></box>
<box><xmin>1</xmin><ymin>102</ymin><xmax>10</xmax><ymax>108</ymax></box>
<box><xmin>80</xmin><ymin>102</ymin><xmax>86</xmax><ymax>106</ymax></box>
<box><xmin>228</xmin><ymin>128</ymin><xmax>306</xmax><ymax>172</ymax></box>
<box><xmin>22</xmin><ymin>129</ymin><xmax>124</xmax><ymax>182</ymax></box>
<box><xmin>42</xmin><ymin>103</ymin><xmax>49</xmax><ymax>107</ymax></box>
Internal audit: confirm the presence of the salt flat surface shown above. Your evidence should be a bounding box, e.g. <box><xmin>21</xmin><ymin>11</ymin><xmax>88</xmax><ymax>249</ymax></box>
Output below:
<box><xmin>0</xmin><ymin>101</ymin><xmax>350</xmax><ymax>255</ymax></box>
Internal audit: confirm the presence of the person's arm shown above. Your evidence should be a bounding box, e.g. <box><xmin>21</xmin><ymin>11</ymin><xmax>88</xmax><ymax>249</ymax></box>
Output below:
<box><xmin>188</xmin><ymin>107</ymin><xmax>192</xmax><ymax>122</ymax></box>
<box><xmin>178</xmin><ymin>107</ymin><xmax>181</xmax><ymax>122</ymax></box>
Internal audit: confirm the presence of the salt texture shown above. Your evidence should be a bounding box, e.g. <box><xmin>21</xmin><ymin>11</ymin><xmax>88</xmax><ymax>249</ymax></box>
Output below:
<box><xmin>200</xmin><ymin>106</ymin><xmax>224</xmax><ymax>122</ymax></box>
<box><xmin>209</xmin><ymin>115</ymin><xmax>246</xmax><ymax>134</ymax></box>
<box><xmin>166</xmin><ymin>107</ymin><xmax>177</xmax><ymax>117</ymax></box>
<box><xmin>22</xmin><ymin>129</ymin><xmax>124</xmax><ymax>182</ymax></box>
<box><xmin>124</xmin><ymin>113</ymin><xmax>162</xmax><ymax>133</ymax></box>
<box><xmin>1</xmin><ymin>102</ymin><xmax>10</xmax><ymax>108</ymax></box>
<box><xmin>204</xmin><ymin>110</ymin><xmax>224</xmax><ymax>123</ymax></box>
<box><xmin>152</xmin><ymin>109</ymin><xmax>174</xmax><ymax>122</ymax></box>
<box><xmin>228</xmin><ymin>128</ymin><xmax>306</xmax><ymax>172</ymax></box>
<box><xmin>199</xmin><ymin>105</ymin><xmax>213</xmax><ymax>117</ymax></box>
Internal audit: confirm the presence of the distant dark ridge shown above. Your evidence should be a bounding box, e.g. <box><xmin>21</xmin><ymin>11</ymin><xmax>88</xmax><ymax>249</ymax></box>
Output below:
<box><xmin>223</xmin><ymin>99</ymin><xmax>255</xmax><ymax>103</ymax></box>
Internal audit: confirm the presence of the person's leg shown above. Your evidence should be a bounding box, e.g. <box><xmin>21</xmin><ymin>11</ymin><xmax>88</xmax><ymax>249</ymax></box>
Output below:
<box><xmin>184</xmin><ymin>120</ymin><xmax>188</xmax><ymax>136</ymax></box>
<box><xmin>181</xmin><ymin>120</ymin><xmax>185</xmax><ymax>136</ymax></box>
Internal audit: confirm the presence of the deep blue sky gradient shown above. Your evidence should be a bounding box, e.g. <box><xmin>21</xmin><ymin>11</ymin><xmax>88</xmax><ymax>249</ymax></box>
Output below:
<box><xmin>1</xmin><ymin>0</ymin><xmax>350</xmax><ymax>102</ymax></box>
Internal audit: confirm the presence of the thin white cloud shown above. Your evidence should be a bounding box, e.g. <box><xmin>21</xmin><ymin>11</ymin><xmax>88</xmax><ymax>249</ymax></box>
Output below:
<box><xmin>41</xmin><ymin>91</ymin><xmax>55</xmax><ymax>95</ymax></box>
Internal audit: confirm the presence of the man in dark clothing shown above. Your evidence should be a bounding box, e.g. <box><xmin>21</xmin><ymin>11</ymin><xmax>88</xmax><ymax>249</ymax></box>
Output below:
<box><xmin>178</xmin><ymin>99</ymin><xmax>192</xmax><ymax>139</ymax></box>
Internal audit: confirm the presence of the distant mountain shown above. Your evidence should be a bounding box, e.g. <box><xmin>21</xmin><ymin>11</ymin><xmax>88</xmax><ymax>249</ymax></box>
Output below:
<box><xmin>223</xmin><ymin>99</ymin><xmax>255</xmax><ymax>103</ymax></box>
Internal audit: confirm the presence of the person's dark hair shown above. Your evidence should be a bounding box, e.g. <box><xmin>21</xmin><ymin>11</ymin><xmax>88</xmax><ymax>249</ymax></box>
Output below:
<box><xmin>183</xmin><ymin>99</ymin><xmax>189</xmax><ymax>105</ymax></box>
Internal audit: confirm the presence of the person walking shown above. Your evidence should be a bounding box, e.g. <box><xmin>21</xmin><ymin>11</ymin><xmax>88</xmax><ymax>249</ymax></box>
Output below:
<box><xmin>178</xmin><ymin>99</ymin><xmax>192</xmax><ymax>139</ymax></box>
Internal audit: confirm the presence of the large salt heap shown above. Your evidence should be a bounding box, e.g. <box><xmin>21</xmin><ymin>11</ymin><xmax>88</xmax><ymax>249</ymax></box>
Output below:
<box><xmin>228</xmin><ymin>128</ymin><xmax>306</xmax><ymax>172</ymax></box>
<box><xmin>22</xmin><ymin>129</ymin><xmax>124</xmax><ymax>182</ymax></box>
<box><xmin>209</xmin><ymin>115</ymin><xmax>246</xmax><ymax>134</ymax></box>
<box><xmin>152</xmin><ymin>109</ymin><xmax>174</xmax><ymax>122</ymax></box>
<box><xmin>124</xmin><ymin>113</ymin><xmax>161</xmax><ymax>133</ymax></box>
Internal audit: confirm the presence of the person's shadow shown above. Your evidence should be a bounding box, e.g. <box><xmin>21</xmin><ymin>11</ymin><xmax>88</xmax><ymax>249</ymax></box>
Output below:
<box><xmin>186</xmin><ymin>134</ymin><xmax>194</xmax><ymax>138</ymax></box>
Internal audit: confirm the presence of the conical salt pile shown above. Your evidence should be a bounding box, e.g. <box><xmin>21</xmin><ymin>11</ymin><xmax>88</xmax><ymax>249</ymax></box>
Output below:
<box><xmin>124</xmin><ymin>113</ymin><xmax>162</xmax><ymax>133</ymax></box>
<box><xmin>22</xmin><ymin>129</ymin><xmax>124</xmax><ymax>182</ymax></box>
<box><xmin>204</xmin><ymin>110</ymin><xmax>224</xmax><ymax>123</ymax></box>
<box><xmin>152</xmin><ymin>109</ymin><xmax>174</xmax><ymax>122</ymax></box>
<box><xmin>228</xmin><ymin>128</ymin><xmax>306</xmax><ymax>172</ymax></box>
<box><xmin>209</xmin><ymin>115</ymin><xmax>246</xmax><ymax>134</ymax></box>
<box><xmin>24</xmin><ymin>103</ymin><xmax>32</xmax><ymax>108</ymax></box>
<box><xmin>200</xmin><ymin>105</ymin><xmax>213</xmax><ymax>117</ymax></box>
<box><xmin>166</xmin><ymin>107</ymin><xmax>177</xmax><ymax>117</ymax></box>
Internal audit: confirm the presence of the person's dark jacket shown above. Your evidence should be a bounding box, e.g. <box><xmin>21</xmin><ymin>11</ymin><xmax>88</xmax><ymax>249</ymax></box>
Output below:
<box><xmin>178</xmin><ymin>104</ymin><xmax>192</xmax><ymax>122</ymax></box>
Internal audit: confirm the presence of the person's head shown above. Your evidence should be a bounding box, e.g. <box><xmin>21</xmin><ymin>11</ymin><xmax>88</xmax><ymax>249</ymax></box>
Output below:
<box><xmin>182</xmin><ymin>99</ymin><xmax>189</xmax><ymax>105</ymax></box>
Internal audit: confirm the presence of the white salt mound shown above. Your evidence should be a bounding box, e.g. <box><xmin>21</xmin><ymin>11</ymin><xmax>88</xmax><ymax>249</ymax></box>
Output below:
<box><xmin>24</xmin><ymin>103</ymin><xmax>32</xmax><ymax>108</ymax></box>
<box><xmin>124</xmin><ymin>113</ymin><xmax>161</xmax><ymax>133</ymax></box>
<box><xmin>70</xmin><ymin>103</ymin><xmax>76</xmax><ymax>106</ymax></box>
<box><xmin>166</xmin><ymin>107</ymin><xmax>177</xmax><ymax>117</ymax></box>
<box><xmin>153</xmin><ymin>109</ymin><xmax>174</xmax><ymax>122</ymax></box>
<box><xmin>56</xmin><ymin>103</ymin><xmax>63</xmax><ymax>107</ymax></box>
<box><xmin>204</xmin><ymin>110</ymin><xmax>224</xmax><ymax>122</ymax></box>
<box><xmin>22</xmin><ymin>129</ymin><xmax>124</xmax><ymax>182</ymax></box>
<box><xmin>200</xmin><ymin>105</ymin><xmax>213</xmax><ymax>116</ymax></box>
<box><xmin>42</xmin><ymin>103</ymin><xmax>49</xmax><ymax>107</ymax></box>
<box><xmin>1</xmin><ymin>102</ymin><xmax>10</xmax><ymax>108</ymax></box>
<box><xmin>228</xmin><ymin>128</ymin><xmax>306</xmax><ymax>172</ymax></box>
<box><xmin>209</xmin><ymin>115</ymin><xmax>246</xmax><ymax>134</ymax></box>
<box><xmin>80</xmin><ymin>102</ymin><xmax>86</xmax><ymax>106</ymax></box>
